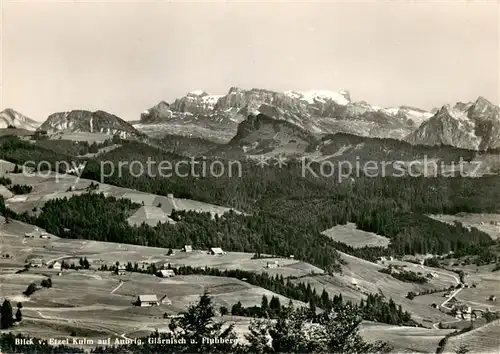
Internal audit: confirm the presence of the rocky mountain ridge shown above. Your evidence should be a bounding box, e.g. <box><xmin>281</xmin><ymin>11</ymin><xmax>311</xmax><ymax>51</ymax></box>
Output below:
<box><xmin>39</xmin><ymin>110</ymin><xmax>142</xmax><ymax>138</ymax></box>
<box><xmin>0</xmin><ymin>108</ymin><xmax>40</xmax><ymax>130</ymax></box>
<box><xmin>406</xmin><ymin>96</ymin><xmax>500</xmax><ymax>150</ymax></box>
<box><xmin>137</xmin><ymin>87</ymin><xmax>431</xmax><ymax>143</ymax></box>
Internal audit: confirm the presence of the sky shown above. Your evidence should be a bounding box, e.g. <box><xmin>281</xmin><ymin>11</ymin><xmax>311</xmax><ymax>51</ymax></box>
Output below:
<box><xmin>1</xmin><ymin>0</ymin><xmax>499</xmax><ymax>122</ymax></box>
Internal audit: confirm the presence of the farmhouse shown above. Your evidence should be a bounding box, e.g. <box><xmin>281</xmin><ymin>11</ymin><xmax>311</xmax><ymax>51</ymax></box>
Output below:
<box><xmin>29</xmin><ymin>258</ymin><xmax>43</xmax><ymax>267</ymax></box>
<box><xmin>137</xmin><ymin>295</ymin><xmax>159</xmax><ymax>307</ymax></box>
<box><xmin>51</xmin><ymin>261</ymin><xmax>62</xmax><ymax>270</ymax></box>
<box><xmin>116</xmin><ymin>265</ymin><xmax>126</xmax><ymax>275</ymax></box>
<box><xmin>182</xmin><ymin>245</ymin><xmax>193</xmax><ymax>252</ymax></box>
<box><xmin>209</xmin><ymin>247</ymin><xmax>225</xmax><ymax>255</ymax></box>
<box><xmin>157</xmin><ymin>269</ymin><xmax>175</xmax><ymax>278</ymax></box>
<box><xmin>159</xmin><ymin>295</ymin><xmax>172</xmax><ymax>305</ymax></box>
<box><xmin>266</xmin><ymin>261</ymin><xmax>279</xmax><ymax>269</ymax></box>
<box><xmin>25</xmin><ymin>227</ymin><xmax>44</xmax><ymax>238</ymax></box>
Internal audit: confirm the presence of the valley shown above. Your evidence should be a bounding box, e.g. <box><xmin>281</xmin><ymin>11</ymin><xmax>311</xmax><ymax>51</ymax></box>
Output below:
<box><xmin>1</xmin><ymin>214</ymin><xmax>490</xmax><ymax>352</ymax></box>
<box><xmin>1</xmin><ymin>89</ymin><xmax>500</xmax><ymax>354</ymax></box>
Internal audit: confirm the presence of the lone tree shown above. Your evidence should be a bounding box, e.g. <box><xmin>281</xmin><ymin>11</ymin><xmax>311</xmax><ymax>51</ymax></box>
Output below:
<box><xmin>41</xmin><ymin>278</ymin><xmax>52</xmax><ymax>288</ymax></box>
<box><xmin>15</xmin><ymin>302</ymin><xmax>23</xmax><ymax>322</ymax></box>
<box><xmin>1</xmin><ymin>299</ymin><xmax>14</xmax><ymax>329</ymax></box>
<box><xmin>23</xmin><ymin>283</ymin><xmax>38</xmax><ymax>296</ymax></box>
<box><xmin>89</xmin><ymin>142</ymin><xmax>99</xmax><ymax>154</ymax></box>
<box><xmin>168</xmin><ymin>290</ymin><xmax>239</xmax><ymax>353</ymax></box>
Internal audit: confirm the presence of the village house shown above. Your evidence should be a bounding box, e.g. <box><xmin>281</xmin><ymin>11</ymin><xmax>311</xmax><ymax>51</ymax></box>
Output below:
<box><xmin>25</xmin><ymin>227</ymin><xmax>48</xmax><ymax>238</ymax></box>
<box><xmin>209</xmin><ymin>247</ymin><xmax>225</xmax><ymax>255</ymax></box>
<box><xmin>157</xmin><ymin>269</ymin><xmax>175</xmax><ymax>278</ymax></box>
<box><xmin>351</xmin><ymin>278</ymin><xmax>360</xmax><ymax>289</ymax></box>
<box><xmin>29</xmin><ymin>258</ymin><xmax>43</xmax><ymax>267</ymax></box>
<box><xmin>159</xmin><ymin>295</ymin><xmax>172</xmax><ymax>305</ymax></box>
<box><xmin>266</xmin><ymin>261</ymin><xmax>279</xmax><ymax>269</ymax></box>
<box><xmin>455</xmin><ymin>305</ymin><xmax>472</xmax><ymax>320</ymax></box>
<box><xmin>51</xmin><ymin>261</ymin><xmax>62</xmax><ymax>271</ymax></box>
<box><xmin>182</xmin><ymin>245</ymin><xmax>193</xmax><ymax>253</ymax></box>
<box><xmin>116</xmin><ymin>265</ymin><xmax>126</xmax><ymax>275</ymax></box>
<box><xmin>136</xmin><ymin>295</ymin><xmax>159</xmax><ymax>307</ymax></box>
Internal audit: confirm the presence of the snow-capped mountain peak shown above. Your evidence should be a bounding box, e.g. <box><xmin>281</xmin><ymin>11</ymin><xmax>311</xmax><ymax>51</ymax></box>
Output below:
<box><xmin>283</xmin><ymin>89</ymin><xmax>351</xmax><ymax>106</ymax></box>
<box><xmin>188</xmin><ymin>90</ymin><xmax>206</xmax><ymax>96</ymax></box>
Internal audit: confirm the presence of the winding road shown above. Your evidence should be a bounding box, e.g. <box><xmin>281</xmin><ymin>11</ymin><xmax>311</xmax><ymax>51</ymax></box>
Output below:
<box><xmin>420</xmin><ymin>265</ymin><xmax>463</xmax><ymax>330</ymax></box>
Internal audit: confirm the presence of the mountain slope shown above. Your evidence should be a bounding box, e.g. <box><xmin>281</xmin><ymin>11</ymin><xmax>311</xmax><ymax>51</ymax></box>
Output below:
<box><xmin>0</xmin><ymin>108</ymin><xmax>40</xmax><ymax>130</ymax></box>
<box><xmin>39</xmin><ymin>110</ymin><xmax>142</xmax><ymax>138</ymax></box>
<box><xmin>406</xmin><ymin>97</ymin><xmax>500</xmax><ymax>150</ymax></box>
<box><xmin>208</xmin><ymin>112</ymin><xmax>317</xmax><ymax>158</ymax></box>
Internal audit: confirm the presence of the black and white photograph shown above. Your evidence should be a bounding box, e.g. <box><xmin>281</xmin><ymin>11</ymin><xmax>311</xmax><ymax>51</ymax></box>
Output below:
<box><xmin>0</xmin><ymin>0</ymin><xmax>499</xmax><ymax>353</ymax></box>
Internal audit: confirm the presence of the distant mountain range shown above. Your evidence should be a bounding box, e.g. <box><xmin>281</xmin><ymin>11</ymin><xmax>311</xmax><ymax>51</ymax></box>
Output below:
<box><xmin>136</xmin><ymin>87</ymin><xmax>433</xmax><ymax>143</ymax></box>
<box><xmin>2</xmin><ymin>87</ymin><xmax>499</xmax><ymax>151</ymax></box>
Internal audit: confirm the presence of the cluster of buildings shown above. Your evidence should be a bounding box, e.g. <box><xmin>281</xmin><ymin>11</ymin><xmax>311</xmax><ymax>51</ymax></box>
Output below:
<box><xmin>28</xmin><ymin>258</ymin><xmax>61</xmax><ymax>271</ymax></box>
<box><xmin>133</xmin><ymin>245</ymin><xmax>228</xmax><ymax>307</ymax></box>
<box><xmin>24</xmin><ymin>227</ymin><xmax>51</xmax><ymax>239</ymax></box>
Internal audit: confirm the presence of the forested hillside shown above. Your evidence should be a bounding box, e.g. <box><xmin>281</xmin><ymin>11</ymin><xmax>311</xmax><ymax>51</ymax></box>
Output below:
<box><xmin>1</xmin><ymin>136</ymin><xmax>498</xmax><ymax>262</ymax></box>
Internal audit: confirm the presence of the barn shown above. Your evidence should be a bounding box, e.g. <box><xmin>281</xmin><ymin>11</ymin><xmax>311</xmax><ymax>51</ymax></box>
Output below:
<box><xmin>209</xmin><ymin>247</ymin><xmax>225</xmax><ymax>255</ymax></box>
<box><xmin>52</xmin><ymin>261</ymin><xmax>62</xmax><ymax>270</ymax></box>
<box><xmin>29</xmin><ymin>258</ymin><xmax>43</xmax><ymax>267</ymax></box>
<box><xmin>157</xmin><ymin>269</ymin><xmax>175</xmax><ymax>278</ymax></box>
<box><xmin>137</xmin><ymin>295</ymin><xmax>159</xmax><ymax>307</ymax></box>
